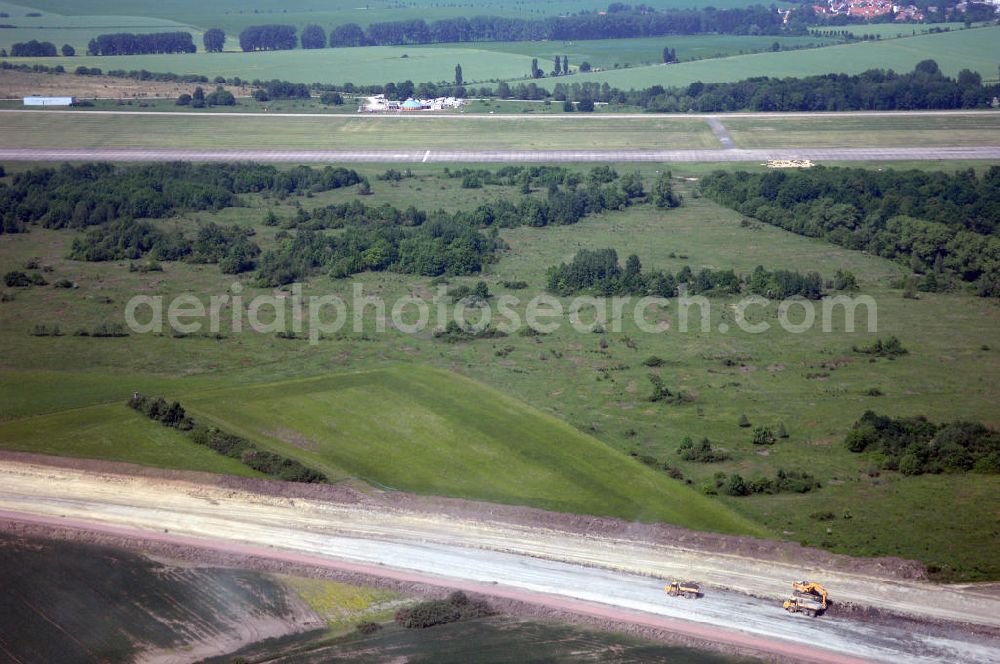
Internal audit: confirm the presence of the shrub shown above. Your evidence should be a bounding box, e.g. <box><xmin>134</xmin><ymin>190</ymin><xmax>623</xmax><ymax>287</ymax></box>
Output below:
<box><xmin>738</xmin><ymin>413</ymin><xmax>751</xmax><ymax>428</ymax></box>
<box><xmin>677</xmin><ymin>436</ymin><xmax>728</xmax><ymax>462</ymax></box>
<box><xmin>396</xmin><ymin>600</ymin><xmax>460</xmax><ymax>629</ymax></box>
<box><xmin>752</xmin><ymin>426</ymin><xmax>776</xmax><ymax>445</ymax></box>
<box><xmin>643</xmin><ymin>355</ymin><xmax>665</xmax><ymax>367</ymax></box>
<box><xmin>356</xmin><ymin>621</ymin><xmax>381</xmax><ymax>635</ymax></box>
<box><xmin>853</xmin><ymin>336</ymin><xmax>908</xmax><ymax>358</ymax></box>
<box><xmin>4</xmin><ymin>271</ymin><xmax>46</xmax><ymax>287</ymax></box>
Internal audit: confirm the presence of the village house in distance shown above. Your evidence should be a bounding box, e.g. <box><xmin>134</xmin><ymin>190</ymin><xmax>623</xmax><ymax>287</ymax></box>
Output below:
<box><xmin>361</xmin><ymin>94</ymin><xmax>466</xmax><ymax>113</ymax></box>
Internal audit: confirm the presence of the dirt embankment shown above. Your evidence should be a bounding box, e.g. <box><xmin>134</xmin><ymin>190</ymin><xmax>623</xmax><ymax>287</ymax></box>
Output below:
<box><xmin>0</xmin><ymin>450</ymin><xmax>924</xmax><ymax>581</ymax></box>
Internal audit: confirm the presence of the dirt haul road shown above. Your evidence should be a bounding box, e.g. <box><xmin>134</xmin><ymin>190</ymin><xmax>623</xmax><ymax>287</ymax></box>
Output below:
<box><xmin>0</xmin><ymin>459</ymin><xmax>997</xmax><ymax>663</ymax></box>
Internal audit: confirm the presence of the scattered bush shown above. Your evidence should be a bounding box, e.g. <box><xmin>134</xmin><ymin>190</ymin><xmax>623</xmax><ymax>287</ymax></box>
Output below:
<box><xmin>356</xmin><ymin>621</ymin><xmax>381</xmax><ymax>635</ymax></box>
<box><xmin>677</xmin><ymin>436</ymin><xmax>728</xmax><ymax>462</ymax></box>
<box><xmin>4</xmin><ymin>271</ymin><xmax>47</xmax><ymax>287</ymax></box>
<box><xmin>853</xmin><ymin>336</ymin><xmax>908</xmax><ymax>358</ymax></box>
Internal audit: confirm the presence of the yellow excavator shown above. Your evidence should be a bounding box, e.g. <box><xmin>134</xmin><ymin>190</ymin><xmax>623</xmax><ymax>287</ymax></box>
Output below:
<box><xmin>664</xmin><ymin>580</ymin><xmax>701</xmax><ymax>599</ymax></box>
<box><xmin>783</xmin><ymin>581</ymin><xmax>829</xmax><ymax>617</ymax></box>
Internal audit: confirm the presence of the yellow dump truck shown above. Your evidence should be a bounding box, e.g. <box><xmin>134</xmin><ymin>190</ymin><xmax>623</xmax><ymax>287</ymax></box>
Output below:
<box><xmin>665</xmin><ymin>580</ymin><xmax>701</xmax><ymax>599</ymax></box>
<box><xmin>783</xmin><ymin>581</ymin><xmax>829</xmax><ymax>617</ymax></box>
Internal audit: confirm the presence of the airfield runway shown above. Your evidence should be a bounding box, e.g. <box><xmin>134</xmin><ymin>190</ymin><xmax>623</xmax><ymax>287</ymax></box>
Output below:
<box><xmin>1</xmin><ymin>146</ymin><xmax>999</xmax><ymax>163</ymax></box>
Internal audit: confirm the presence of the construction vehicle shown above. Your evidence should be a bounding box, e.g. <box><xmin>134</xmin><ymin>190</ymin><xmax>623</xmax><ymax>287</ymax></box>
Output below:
<box><xmin>665</xmin><ymin>580</ymin><xmax>701</xmax><ymax>599</ymax></box>
<box><xmin>783</xmin><ymin>581</ymin><xmax>829</xmax><ymax>617</ymax></box>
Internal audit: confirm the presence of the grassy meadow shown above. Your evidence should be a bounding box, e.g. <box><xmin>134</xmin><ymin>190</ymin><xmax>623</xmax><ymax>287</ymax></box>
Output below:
<box><xmin>0</xmin><ymin>161</ymin><xmax>997</xmax><ymax>577</ymax></box>
<box><xmin>0</xmin><ymin>112</ymin><xmax>723</xmax><ymax>150</ymax></box>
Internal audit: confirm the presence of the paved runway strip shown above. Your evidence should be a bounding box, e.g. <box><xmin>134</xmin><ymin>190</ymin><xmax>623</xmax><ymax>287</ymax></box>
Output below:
<box><xmin>1</xmin><ymin>146</ymin><xmax>998</xmax><ymax>163</ymax></box>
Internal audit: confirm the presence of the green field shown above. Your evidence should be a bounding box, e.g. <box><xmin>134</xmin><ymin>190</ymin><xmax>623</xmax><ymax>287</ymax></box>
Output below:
<box><xmin>558</xmin><ymin>26</ymin><xmax>1000</xmax><ymax>89</ymax></box>
<box><xmin>0</xmin><ymin>161</ymin><xmax>998</xmax><ymax>577</ymax></box>
<box><xmin>0</xmin><ymin>402</ymin><xmax>262</xmax><ymax>475</ymax></box>
<box><xmin>414</xmin><ymin>34</ymin><xmax>842</xmax><ymax>71</ymax></box>
<box><xmin>1</xmin><ymin>46</ymin><xmax>537</xmax><ymax>87</ymax></box>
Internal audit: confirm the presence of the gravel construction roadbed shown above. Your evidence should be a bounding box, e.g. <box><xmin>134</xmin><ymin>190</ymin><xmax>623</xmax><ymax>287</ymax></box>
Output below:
<box><xmin>0</xmin><ymin>456</ymin><xmax>997</xmax><ymax>663</ymax></box>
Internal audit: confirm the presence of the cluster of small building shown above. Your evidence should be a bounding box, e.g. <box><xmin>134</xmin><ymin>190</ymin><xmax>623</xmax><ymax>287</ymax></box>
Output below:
<box><xmin>810</xmin><ymin>1</ymin><xmax>924</xmax><ymax>20</ymax></box>
<box><xmin>361</xmin><ymin>94</ymin><xmax>466</xmax><ymax>113</ymax></box>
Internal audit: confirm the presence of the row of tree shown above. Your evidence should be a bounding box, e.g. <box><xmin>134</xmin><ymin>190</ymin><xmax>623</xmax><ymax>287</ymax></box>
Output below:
<box><xmin>238</xmin><ymin>24</ymin><xmax>297</xmax><ymax>51</ymax></box>
<box><xmin>700</xmin><ymin>166</ymin><xmax>1000</xmax><ymax>297</ymax></box>
<box><xmin>326</xmin><ymin>7</ymin><xmax>788</xmax><ymax>47</ymax></box>
<box><xmin>127</xmin><ymin>394</ymin><xmax>328</xmax><ymax>483</ymax></box>
<box><xmin>87</xmin><ymin>32</ymin><xmax>196</xmax><ymax>56</ymax></box>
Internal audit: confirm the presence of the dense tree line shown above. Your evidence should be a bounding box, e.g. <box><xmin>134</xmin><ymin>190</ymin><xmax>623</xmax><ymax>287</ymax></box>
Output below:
<box><xmin>239</xmin><ymin>24</ymin><xmax>297</xmax><ymax>51</ymax></box>
<box><xmin>69</xmin><ymin>219</ymin><xmax>192</xmax><ymax>262</ymax></box>
<box><xmin>128</xmin><ymin>393</ymin><xmax>328</xmax><ymax>483</ymax></box>
<box><xmin>87</xmin><ymin>32</ymin><xmax>195</xmax><ymax>56</ymax></box>
<box><xmin>0</xmin><ymin>162</ymin><xmax>365</xmax><ymax>235</ymax></box>
<box><xmin>635</xmin><ymin>61</ymin><xmax>998</xmax><ymax>112</ymax></box>
<box><xmin>325</xmin><ymin>6</ymin><xmax>786</xmax><ymax>48</ymax></box>
<box><xmin>10</xmin><ymin>40</ymin><xmax>56</xmax><ymax>57</ymax></box>
<box><xmin>845</xmin><ymin>411</ymin><xmax>1000</xmax><ymax>475</ymax></box>
<box><xmin>547</xmin><ymin>249</ymin><xmax>827</xmax><ymax>298</ymax></box>
<box><xmin>701</xmin><ymin>166</ymin><xmax>1000</xmax><ymax>296</ymax></box>
<box><xmin>255</xmin><ymin>218</ymin><xmax>504</xmax><ymax>286</ymax></box>
<box><xmin>252</xmin><ymin>79</ymin><xmax>310</xmax><ymax>101</ymax></box>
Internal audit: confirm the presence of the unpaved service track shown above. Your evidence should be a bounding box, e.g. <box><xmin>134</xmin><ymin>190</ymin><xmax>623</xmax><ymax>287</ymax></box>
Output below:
<box><xmin>1</xmin><ymin>146</ymin><xmax>998</xmax><ymax>163</ymax></box>
<box><xmin>0</xmin><ymin>460</ymin><xmax>997</xmax><ymax>663</ymax></box>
